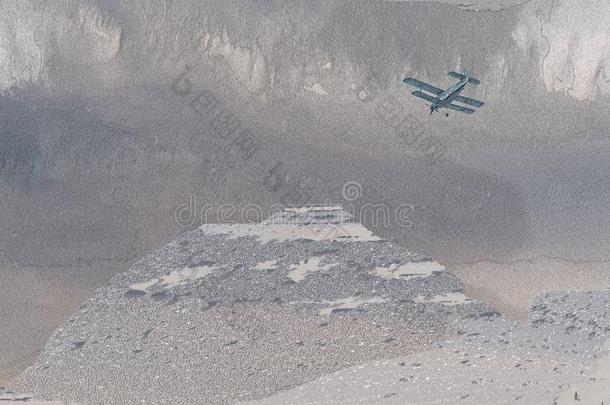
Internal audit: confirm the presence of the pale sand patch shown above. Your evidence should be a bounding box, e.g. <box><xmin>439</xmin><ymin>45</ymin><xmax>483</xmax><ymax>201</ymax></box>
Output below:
<box><xmin>200</xmin><ymin>223</ymin><xmax>382</xmax><ymax>243</ymax></box>
<box><xmin>449</xmin><ymin>257</ymin><xmax>610</xmax><ymax>322</ymax></box>
<box><xmin>0</xmin><ymin>400</ymin><xmax>77</xmax><ymax>404</ymax></box>
<box><xmin>201</xmin><ymin>206</ymin><xmax>381</xmax><ymax>243</ymax></box>
<box><xmin>284</xmin><ymin>206</ymin><xmax>344</xmax><ymax>213</ymax></box>
<box><xmin>319</xmin><ymin>296</ymin><xmax>386</xmax><ymax>316</ymax></box>
<box><xmin>288</xmin><ymin>258</ymin><xmax>337</xmax><ymax>282</ymax></box>
<box><xmin>0</xmin><ymin>389</ymin><xmax>78</xmax><ymax>403</ymax></box>
<box><xmin>128</xmin><ymin>278</ymin><xmax>157</xmax><ymax>292</ymax></box>
<box><xmin>414</xmin><ymin>292</ymin><xmax>474</xmax><ymax>306</ymax></box>
<box><xmin>130</xmin><ymin>265</ymin><xmax>217</xmax><ymax>291</ymax></box>
<box><xmin>0</xmin><ymin>374</ymin><xmax>10</xmax><ymax>386</ymax></box>
<box><xmin>254</xmin><ymin>260</ymin><xmax>278</xmax><ymax>270</ymax></box>
<box><xmin>369</xmin><ymin>261</ymin><xmax>445</xmax><ymax>280</ymax></box>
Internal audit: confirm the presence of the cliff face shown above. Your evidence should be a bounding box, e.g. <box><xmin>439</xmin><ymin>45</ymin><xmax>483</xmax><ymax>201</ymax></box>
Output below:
<box><xmin>514</xmin><ymin>0</ymin><xmax>610</xmax><ymax>100</ymax></box>
<box><xmin>3</xmin><ymin>1</ymin><xmax>610</xmax><ymax>100</ymax></box>
<box><xmin>1</xmin><ymin>0</ymin><xmax>607</xmax><ymax>267</ymax></box>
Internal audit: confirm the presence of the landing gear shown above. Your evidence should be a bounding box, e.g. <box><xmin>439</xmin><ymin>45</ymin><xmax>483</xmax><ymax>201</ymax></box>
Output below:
<box><xmin>445</xmin><ymin>112</ymin><xmax>449</xmax><ymax>117</ymax></box>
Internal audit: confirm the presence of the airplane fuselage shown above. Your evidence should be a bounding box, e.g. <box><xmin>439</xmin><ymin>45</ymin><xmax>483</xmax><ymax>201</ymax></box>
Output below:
<box><xmin>403</xmin><ymin>70</ymin><xmax>484</xmax><ymax>115</ymax></box>
<box><xmin>431</xmin><ymin>78</ymin><xmax>468</xmax><ymax>113</ymax></box>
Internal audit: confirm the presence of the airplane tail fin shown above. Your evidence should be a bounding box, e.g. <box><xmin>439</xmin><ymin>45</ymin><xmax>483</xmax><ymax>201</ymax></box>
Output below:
<box><xmin>462</xmin><ymin>68</ymin><xmax>481</xmax><ymax>85</ymax></box>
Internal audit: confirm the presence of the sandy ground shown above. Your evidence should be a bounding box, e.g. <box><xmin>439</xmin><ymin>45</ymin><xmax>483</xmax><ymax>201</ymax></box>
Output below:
<box><xmin>247</xmin><ymin>292</ymin><xmax>610</xmax><ymax>404</ymax></box>
<box><xmin>0</xmin><ymin>261</ymin><xmax>123</xmax><ymax>384</ymax></box>
<box><xmin>449</xmin><ymin>257</ymin><xmax>610</xmax><ymax>322</ymax></box>
<box><xmin>245</xmin><ymin>343</ymin><xmax>595</xmax><ymax>404</ymax></box>
<box><xmin>556</xmin><ymin>352</ymin><xmax>610</xmax><ymax>404</ymax></box>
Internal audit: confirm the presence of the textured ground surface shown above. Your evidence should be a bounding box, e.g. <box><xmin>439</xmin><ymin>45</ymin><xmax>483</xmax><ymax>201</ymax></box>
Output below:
<box><xmin>12</xmin><ymin>207</ymin><xmax>610</xmax><ymax>404</ymax></box>
<box><xmin>450</xmin><ymin>258</ymin><xmax>610</xmax><ymax>322</ymax></box>
<box><xmin>249</xmin><ymin>294</ymin><xmax>610</xmax><ymax>404</ymax></box>
<box><xmin>14</xmin><ymin>207</ymin><xmax>494</xmax><ymax>404</ymax></box>
<box><xmin>2</xmin><ymin>0</ymin><xmax>609</xmax><ymax>391</ymax></box>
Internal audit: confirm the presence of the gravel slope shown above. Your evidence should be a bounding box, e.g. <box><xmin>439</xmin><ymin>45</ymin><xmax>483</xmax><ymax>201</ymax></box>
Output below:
<box><xmin>14</xmin><ymin>207</ymin><xmax>493</xmax><ymax>404</ymax></box>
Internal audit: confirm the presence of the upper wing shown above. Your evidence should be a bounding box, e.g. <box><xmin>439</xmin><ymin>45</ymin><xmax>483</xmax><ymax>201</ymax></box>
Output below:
<box><xmin>410</xmin><ymin>91</ymin><xmax>437</xmax><ymax>103</ymax></box>
<box><xmin>454</xmin><ymin>95</ymin><xmax>485</xmax><ymax>107</ymax></box>
<box><xmin>403</xmin><ymin>78</ymin><xmax>443</xmax><ymax>96</ymax></box>
<box><xmin>446</xmin><ymin>103</ymin><xmax>476</xmax><ymax>114</ymax></box>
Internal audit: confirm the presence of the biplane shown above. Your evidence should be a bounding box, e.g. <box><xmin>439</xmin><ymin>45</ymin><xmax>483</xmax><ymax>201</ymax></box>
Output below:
<box><xmin>403</xmin><ymin>69</ymin><xmax>484</xmax><ymax>116</ymax></box>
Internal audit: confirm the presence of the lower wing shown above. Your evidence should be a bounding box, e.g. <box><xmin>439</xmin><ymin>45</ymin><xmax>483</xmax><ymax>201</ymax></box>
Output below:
<box><xmin>446</xmin><ymin>103</ymin><xmax>476</xmax><ymax>114</ymax></box>
<box><xmin>454</xmin><ymin>95</ymin><xmax>484</xmax><ymax>107</ymax></box>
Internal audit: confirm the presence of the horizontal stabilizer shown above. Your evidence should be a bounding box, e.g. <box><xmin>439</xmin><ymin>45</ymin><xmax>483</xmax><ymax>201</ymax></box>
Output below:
<box><xmin>411</xmin><ymin>90</ymin><xmax>437</xmax><ymax>103</ymax></box>
<box><xmin>454</xmin><ymin>95</ymin><xmax>484</xmax><ymax>107</ymax></box>
<box><xmin>448</xmin><ymin>71</ymin><xmax>480</xmax><ymax>85</ymax></box>
<box><xmin>446</xmin><ymin>103</ymin><xmax>476</xmax><ymax>114</ymax></box>
<box><xmin>448</xmin><ymin>71</ymin><xmax>466</xmax><ymax>80</ymax></box>
<box><xmin>403</xmin><ymin>78</ymin><xmax>443</xmax><ymax>96</ymax></box>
